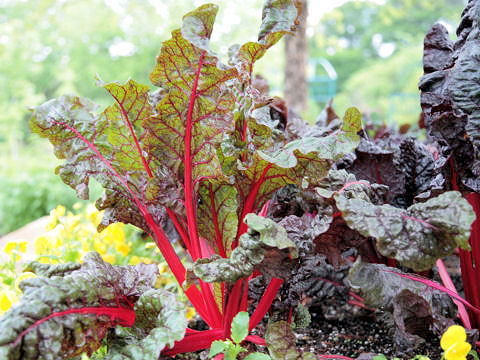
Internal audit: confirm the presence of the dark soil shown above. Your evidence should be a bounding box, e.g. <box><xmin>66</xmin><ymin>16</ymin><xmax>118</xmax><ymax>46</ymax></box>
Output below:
<box><xmin>294</xmin><ymin>306</ymin><xmax>443</xmax><ymax>359</ymax></box>
<box><xmin>172</xmin><ymin>305</ymin><xmax>444</xmax><ymax>360</ymax></box>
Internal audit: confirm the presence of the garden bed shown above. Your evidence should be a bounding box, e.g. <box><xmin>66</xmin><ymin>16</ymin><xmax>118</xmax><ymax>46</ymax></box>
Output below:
<box><xmin>1</xmin><ymin>1</ymin><xmax>480</xmax><ymax>359</ymax></box>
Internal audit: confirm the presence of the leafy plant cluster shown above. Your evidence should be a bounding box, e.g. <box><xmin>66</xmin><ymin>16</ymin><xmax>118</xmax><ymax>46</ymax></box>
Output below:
<box><xmin>1</xmin><ymin>0</ymin><xmax>480</xmax><ymax>359</ymax></box>
<box><xmin>0</xmin><ymin>204</ymin><xmax>190</xmax><ymax>323</ymax></box>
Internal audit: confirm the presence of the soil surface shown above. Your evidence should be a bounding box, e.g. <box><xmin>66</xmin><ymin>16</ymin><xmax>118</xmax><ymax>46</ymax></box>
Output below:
<box><xmin>294</xmin><ymin>307</ymin><xmax>443</xmax><ymax>359</ymax></box>
<box><xmin>170</xmin><ymin>305</ymin><xmax>445</xmax><ymax>360</ymax></box>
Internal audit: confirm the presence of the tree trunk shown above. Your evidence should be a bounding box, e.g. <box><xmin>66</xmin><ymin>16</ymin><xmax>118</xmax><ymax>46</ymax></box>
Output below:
<box><xmin>284</xmin><ymin>0</ymin><xmax>308</xmax><ymax>113</ymax></box>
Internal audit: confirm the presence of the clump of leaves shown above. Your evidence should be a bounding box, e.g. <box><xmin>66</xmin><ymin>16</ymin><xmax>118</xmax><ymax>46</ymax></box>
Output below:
<box><xmin>8</xmin><ymin>0</ymin><xmax>365</xmax><ymax>358</ymax></box>
<box><xmin>0</xmin><ymin>252</ymin><xmax>186</xmax><ymax>359</ymax></box>
<box><xmin>2</xmin><ymin>0</ymin><xmax>478</xmax><ymax>358</ymax></box>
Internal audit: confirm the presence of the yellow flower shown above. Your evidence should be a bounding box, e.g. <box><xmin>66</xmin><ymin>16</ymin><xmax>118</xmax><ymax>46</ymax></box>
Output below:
<box><xmin>17</xmin><ymin>241</ymin><xmax>28</xmax><ymax>253</ymax></box>
<box><xmin>3</xmin><ymin>240</ymin><xmax>27</xmax><ymax>255</ymax></box>
<box><xmin>86</xmin><ymin>204</ymin><xmax>102</xmax><ymax>226</ymax></box>
<box><xmin>65</xmin><ymin>215</ymin><xmax>81</xmax><ymax>233</ymax></box>
<box><xmin>38</xmin><ymin>256</ymin><xmax>58</xmax><ymax>264</ymax></box>
<box><xmin>441</xmin><ymin>325</ymin><xmax>471</xmax><ymax>360</ymax></box>
<box><xmin>116</xmin><ymin>242</ymin><xmax>131</xmax><ymax>257</ymax></box>
<box><xmin>4</xmin><ymin>242</ymin><xmax>16</xmax><ymax>255</ymax></box>
<box><xmin>46</xmin><ymin>205</ymin><xmax>66</xmax><ymax>230</ymax></box>
<box><xmin>186</xmin><ymin>307</ymin><xmax>196</xmax><ymax>320</ymax></box>
<box><xmin>34</xmin><ymin>233</ymin><xmax>62</xmax><ymax>256</ymax></box>
<box><xmin>0</xmin><ymin>292</ymin><xmax>12</xmax><ymax>313</ymax></box>
<box><xmin>102</xmin><ymin>254</ymin><xmax>116</xmax><ymax>264</ymax></box>
<box><xmin>158</xmin><ymin>263</ymin><xmax>168</xmax><ymax>274</ymax></box>
<box><xmin>103</xmin><ymin>223</ymin><xmax>125</xmax><ymax>245</ymax></box>
<box><xmin>129</xmin><ymin>256</ymin><xmax>154</xmax><ymax>265</ymax></box>
<box><xmin>54</xmin><ymin>205</ymin><xmax>66</xmax><ymax>217</ymax></box>
<box><xmin>15</xmin><ymin>272</ymin><xmax>37</xmax><ymax>292</ymax></box>
<box><xmin>93</xmin><ymin>239</ymin><xmax>107</xmax><ymax>255</ymax></box>
<box><xmin>129</xmin><ymin>255</ymin><xmax>142</xmax><ymax>265</ymax></box>
<box><xmin>34</xmin><ymin>236</ymin><xmax>48</xmax><ymax>254</ymax></box>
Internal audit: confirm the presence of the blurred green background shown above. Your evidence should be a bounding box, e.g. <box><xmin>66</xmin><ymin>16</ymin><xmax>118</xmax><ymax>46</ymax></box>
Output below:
<box><xmin>0</xmin><ymin>0</ymin><xmax>466</xmax><ymax>235</ymax></box>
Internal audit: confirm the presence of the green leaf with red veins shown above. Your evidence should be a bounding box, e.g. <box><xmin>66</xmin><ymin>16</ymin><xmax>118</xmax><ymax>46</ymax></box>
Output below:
<box><xmin>181</xmin><ymin>4</ymin><xmax>217</xmax><ymax>51</ymax></box>
<box><xmin>336</xmin><ymin>191</ymin><xmax>474</xmax><ymax>271</ymax></box>
<box><xmin>236</xmin><ymin>107</ymin><xmax>362</xmax><ymax>217</ymax></box>
<box><xmin>232</xmin><ymin>0</ymin><xmax>299</xmax><ymax>80</ymax></box>
<box><xmin>96</xmin><ymin>77</ymin><xmax>153</xmax><ymax>173</ymax></box>
<box><xmin>258</xmin><ymin>0</ymin><xmax>301</xmax><ymax>48</ymax></box>
<box><xmin>29</xmin><ymin>83</ymin><xmax>156</xmax><ymax>231</ymax></box>
<box><xmin>146</xmin><ymin>4</ymin><xmax>238</xmax><ymax>229</ymax></box>
<box><xmin>197</xmin><ymin>182</ymin><xmax>238</xmax><ymax>257</ymax></box>
<box><xmin>0</xmin><ymin>252</ymin><xmax>161</xmax><ymax>360</ymax></box>
<box><xmin>105</xmin><ymin>289</ymin><xmax>187</xmax><ymax>360</ymax></box>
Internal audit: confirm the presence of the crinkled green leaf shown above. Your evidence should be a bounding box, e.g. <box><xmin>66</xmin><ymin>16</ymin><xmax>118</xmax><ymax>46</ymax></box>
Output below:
<box><xmin>420</xmin><ymin>4</ymin><xmax>480</xmax><ymax>192</ymax></box>
<box><xmin>348</xmin><ymin>260</ymin><xmax>456</xmax><ymax>352</ymax></box>
<box><xmin>265</xmin><ymin>321</ymin><xmax>315</xmax><ymax>360</ymax></box>
<box><xmin>260</xmin><ymin>107</ymin><xmax>361</xmax><ymax>167</ymax></box>
<box><xmin>233</xmin><ymin>0</ymin><xmax>299</xmax><ymax>79</ymax></box>
<box><xmin>146</xmin><ymin>5</ymin><xmax>237</xmax><ymax>205</ymax></box>
<box><xmin>315</xmin><ymin>169</ymin><xmax>387</xmax><ymax>202</ymax></box>
<box><xmin>193</xmin><ymin>214</ymin><xmax>297</xmax><ymax>283</ymax></box>
<box><xmin>233</xmin><ymin>109</ymin><xmax>362</xmax><ymax>216</ymax></box>
<box><xmin>105</xmin><ymin>289</ymin><xmax>187</xmax><ymax>360</ymax></box>
<box><xmin>258</xmin><ymin>0</ymin><xmax>301</xmax><ymax>48</ymax></box>
<box><xmin>231</xmin><ymin>311</ymin><xmax>249</xmax><ymax>345</ymax></box>
<box><xmin>336</xmin><ymin>191</ymin><xmax>474</xmax><ymax>271</ymax></box>
<box><xmin>293</xmin><ymin>303</ymin><xmax>311</xmax><ymax>329</ymax></box>
<box><xmin>0</xmin><ymin>252</ymin><xmax>159</xmax><ymax>360</ymax></box>
<box><xmin>29</xmin><ymin>79</ymin><xmax>163</xmax><ymax>232</ymax></box>
<box><xmin>181</xmin><ymin>4</ymin><xmax>218</xmax><ymax>51</ymax></box>
<box><xmin>24</xmin><ymin>261</ymin><xmax>81</xmax><ymax>278</ymax></box>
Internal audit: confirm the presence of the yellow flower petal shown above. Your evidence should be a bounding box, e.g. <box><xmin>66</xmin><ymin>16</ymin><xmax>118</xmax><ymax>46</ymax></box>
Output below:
<box><xmin>102</xmin><ymin>254</ymin><xmax>116</xmax><ymax>264</ymax></box>
<box><xmin>103</xmin><ymin>223</ymin><xmax>126</xmax><ymax>245</ymax></box>
<box><xmin>54</xmin><ymin>205</ymin><xmax>66</xmax><ymax>217</ymax></box>
<box><xmin>158</xmin><ymin>263</ymin><xmax>168</xmax><ymax>274</ymax></box>
<box><xmin>34</xmin><ymin>235</ymin><xmax>51</xmax><ymax>255</ymax></box>
<box><xmin>186</xmin><ymin>307</ymin><xmax>196</xmax><ymax>320</ymax></box>
<box><xmin>15</xmin><ymin>272</ymin><xmax>37</xmax><ymax>292</ymax></box>
<box><xmin>444</xmin><ymin>341</ymin><xmax>471</xmax><ymax>360</ymax></box>
<box><xmin>3</xmin><ymin>241</ymin><xmax>17</xmax><ymax>255</ymax></box>
<box><xmin>0</xmin><ymin>293</ymin><xmax>12</xmax><ymax>312</ymax></box>
<box><xmin>129</xmin><ymin>256</ymin><xmax>141</xmax><ymax>265</ymax></box>
<box><xmin>93</xmin><ymin>240</ymin><xmax>107</xmax><ymax>255</ymax></box>
<box><xmin>17</xmin><ymin>241</ymin><xmax>28</xmax><ymax>253</ymax></box>
<box><xmin>116</xmin><ymin>243</ymin><xmax>131</xmax><ymax>257</ymax></box>
<box><xmin>441</xmin><ymin>325</ymin><xmax>468</xmax><ymax>350</ymax></box>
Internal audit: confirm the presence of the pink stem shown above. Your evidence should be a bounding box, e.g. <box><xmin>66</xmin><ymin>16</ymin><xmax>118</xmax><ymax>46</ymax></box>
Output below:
<box><xmin>161</xmin><ymin>328</ymin><xmax>225</xmax><ymax>356</ymax></box>
<box><xmin>436</xmin><ymin>258</ymin><xmax>471</xmax><ymax>329</ymax></box>
<box><xmin>184</xmin><ymin>51</ymin><xmax>206</xmax><ymax>261</ymax></box>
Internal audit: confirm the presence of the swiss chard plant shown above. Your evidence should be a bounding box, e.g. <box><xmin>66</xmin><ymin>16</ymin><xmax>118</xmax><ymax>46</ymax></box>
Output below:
<box><xmin>1</xmin><ymin>0</ymin><xmax>480</xmax><ymax>358</ymax></box>
<box><xmin>0</xmin><ymin>0</ymin><xmax>362</xmax><ymax>358</ymax></box>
